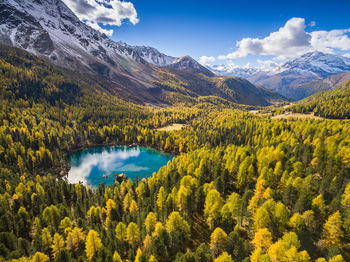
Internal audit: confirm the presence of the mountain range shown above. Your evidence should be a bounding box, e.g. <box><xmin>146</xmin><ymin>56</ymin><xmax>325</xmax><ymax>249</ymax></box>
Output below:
<box><xmin>210</xmin><ymin>52</ymin><xmax>350</xmax><ymax>100</ymax></box>
<box><xmin>0</xmin><ymin>0</ymin><xmax>286</xmax><ymax>107</ymax></box>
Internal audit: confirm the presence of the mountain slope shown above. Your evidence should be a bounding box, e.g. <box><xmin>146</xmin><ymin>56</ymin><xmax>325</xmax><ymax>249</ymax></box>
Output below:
<box><xmin>0</xmin><ymin>0</ymin><xmax>285</xmax><ymax>106</ymax></box>
<box><xmin>291</xmin><ymin>80</ymin><xmax>350</xmax><ymax>119</ymax></box>
<box><xmin>282</xmin><ymin>72</ymin><xmax>350</xmax><ymax>99</ymax></box>
<box><xmin>249</xmin><ymin>52</ymin><xmax>350</xmax><ymax>100</ymax></box>
<box><xmin>160</xmin><ymin>68</ymin><xmax>286</xmax><ymax>106</ymax></box>
<box><xmin>210</xmin><ymin>52</ymin><xmax>350</xmax><ymax>100</ymax></box>
<box><xmin>0</xmin><ymin>0</ymin><xmax>211</xmax><ymax>81</ymax></box>
<box><xmin>281</xmin><ymin>51</ymin><xmax>350</xmax><ymax>77</ymax></box>
<box><xmin>167</xmin><ymin>56</ymin><xmax>215</xmax><ymax>76</ymax></box>
<box><xmin>0</xmin><ymin>0</ymin><xmax>162</xmax><ymax>103</ymax></box>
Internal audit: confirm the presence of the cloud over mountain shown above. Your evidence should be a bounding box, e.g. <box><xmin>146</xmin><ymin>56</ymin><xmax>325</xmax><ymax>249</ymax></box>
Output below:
<box><xmin>61</xmin><ymin>0</ymin><xmax>139</xmax><ymax>36</ymax></box>
<box><xmin>199</xmin><ymin>56</ymin><xmax>216</xmax><ymax>65</ymax></box>
<box><xmin>218</xmin><ymin>17</ymin><xmax>350</xmax><ymax>61</ymax></box>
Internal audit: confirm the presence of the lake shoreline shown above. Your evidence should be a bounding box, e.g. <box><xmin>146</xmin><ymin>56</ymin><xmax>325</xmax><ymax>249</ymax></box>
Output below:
<box><xmin>58</xmin><ymin>141</ymin><xmax>177</xmax><ymax>179</ymax></box>
<box><xmin>66</xmin><ymin>145</ymin><xmax>174</xmax><ymax>187</ymax></box>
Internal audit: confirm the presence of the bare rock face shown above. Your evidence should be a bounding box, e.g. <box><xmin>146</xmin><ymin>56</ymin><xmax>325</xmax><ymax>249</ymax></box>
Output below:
<box><xmin>0</xmin><ymin>0</ymin><xmax>168</xmax><ymax>103</ymax></box>
<box><xmin>0</xmin><ymin>0</ymin><xmax>285</xmax><ymax>106</ymax></box>
<box><xmin>0</xmin><ymin>2</ymin><xmax>55</xmax><ymax>55</ymax></box>
<box><xmin>166</xmin><ymin>56</ymin><xmax>215</xmax><ymax>76</ymax></box>
<box><xmin>0</xmin><ymin>0</ymin><xmax>209</xmax><ymax>78</ymax></box>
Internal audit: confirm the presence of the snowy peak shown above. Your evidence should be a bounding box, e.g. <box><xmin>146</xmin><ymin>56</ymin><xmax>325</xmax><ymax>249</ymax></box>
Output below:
<box><xmin>127</xmin><ymin>47</ymin><xmax>210</xmax><ymax>75</ymax></box>
<box><xmin>0</xmin><ymin>0</ymin><xmax>123</xmax><ymax>67</ymax></box>
<box><xmin>0</xmin><ymin>0</ymin><xmax>206</xmax><ymax>78</ymax></box>
<box><xmin>167</xmin><ymin>56</ymin><xmax>215</xmax><ymax>76</ymax></box>
<box><xmin>210</xmin><ymin>51</ymin><xmax>350</xmax><ymax>79</ymax></box>
<box><xmin>129</xmin><ymin>45</ymin><xmax>177</xmax><ymax>67</ymax></box>
<box><xmin>281</xmin><ymin>51</ymin><xmax>350</xmax><ymax>77</ymax></box>
<box><xmin>208</xmin><ymin>51</ymin><xmax>350</xmax><ymax>100</ymax></box>
<box><xmin>209</xmin><ymin>64</ymin><xmax>261</xmax><ymax>78</ymax></box>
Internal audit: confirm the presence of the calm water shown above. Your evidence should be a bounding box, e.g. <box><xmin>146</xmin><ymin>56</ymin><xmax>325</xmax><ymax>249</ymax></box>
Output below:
<box><xmin>67</xmin><ymin>146</ymin><xmax>173</xmax><ymax>187</ymax></box>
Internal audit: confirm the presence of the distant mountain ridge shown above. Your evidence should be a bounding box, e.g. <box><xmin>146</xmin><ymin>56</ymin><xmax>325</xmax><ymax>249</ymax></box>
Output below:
<box><xmin>0</xmin><ymin>0</ymin><xmax>285</xmax><ymax>106</ymax></box>
<box><xmin>281</xmin><ymin>51</ymin><xmax>350</xmax><ymax>77</ymax></box>
<box><xmin>209</xmin><ymin>64</ymin><xmax>260</xmax><ymax>78</ymax></box>
<box><xmin>209</xmin><ymin>52</ymin><xmax>350</xmax><ymax>100</ymax></box>
<box><xmin>0</xmin><ymin>0</ymin><xmax>211</xmax><ymax>78</ymax></box>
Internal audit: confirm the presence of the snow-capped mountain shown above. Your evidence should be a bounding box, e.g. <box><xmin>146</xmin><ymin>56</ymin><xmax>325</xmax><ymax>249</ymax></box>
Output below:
<box><xmin>209</xmin><ymin>64</ymin><xmax>261</xmax><ymax>78</ymax></box>
<box><xmin>211</xmin><ymin>52</ymin><xmax>350</xmax><ymax>79</ymax></box>
<box><xmin>280</xmin><ymin>51</ymin><xmax>350</xmax><ymax>77</ymax></box>
<box><xmin>0</xmin><ymin>0</ymin><xmax>153</xmax><ymax>83</ymax></box>
<box><xmin>126</xmin><ymin>44</ymin><xmax>177</xmax><ymax>67</ymax></box>
<box><xmin>167</xmin><ymin>56</ymin><xmax>214</xmax><ymax>76</ymax></box>
<box><xmin>209</xmin><ymin>52</ymin><xmax>350</xmax><ymax>100</ymax></box>
<box><xmin>256</xmin><ymin>52</ymin><xmax>350</xmax><ymax>99</ymax></box>
<box><xmin>0</xmin><ymin>0</ymin><xmax>208</xmax><ymax>84</ymax></box>
<box><xmin>0</xmin><ymin>0</ymin><xmax>284</xmax><ymax>106</ymax></box>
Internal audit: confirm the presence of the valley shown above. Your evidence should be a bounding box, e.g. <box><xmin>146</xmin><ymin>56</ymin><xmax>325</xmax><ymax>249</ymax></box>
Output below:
<box><xmin>0</xmin><ymin>43</ymin><xmax>349</xmax><ymax>262</ymax></box>
<box><xmin>210</xmin><ymin>52</ymin><xmax>350</xmax><ymax>100</ymax></box>
<box><xmin>0</xmin><ymin>0</ymin><xmax>349</xmax><ymax>262</ymax></box>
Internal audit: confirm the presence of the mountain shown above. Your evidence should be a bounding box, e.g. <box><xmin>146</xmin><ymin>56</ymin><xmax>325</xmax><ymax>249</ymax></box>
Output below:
<box><xmin>167</xmin><ymin>56</ymin><xmax>215</xmax><ymax>76</ymax></box>
<box><xmin>291</xmin><ymin>80</ymin><xmax>350</xmax><ymax>119</ymax></box>
<box><xmin>0</xmin><ymin>0</ymin><xmax>162</xmax><ymax>105</ymax></box>
<box><xmin>281</xmin><ymin>51</ymin><xmax>350</xmax><ymax>77</ymax></box>
<box><xmin>210</xmin><ymin>52</ymin><xmax>350</xmax><ymax>100</ymax></box>
<box><xmin>157</xmin><ymin>69</ymin><xmax>286</xmax><ymax>106</ymax></box>
<box><xmin>127</xmin><ymin>46</ymin><xmax>214</xmax><ymax>76</ymax></box>
<box><xmin>127</xmin><ymin>44</ymin><xmax>177</xmax><ymax>67</ymax></box>
<box><xmin>280</xmin><ymin>72</ymin><xmax>350</xmax><ymax>99</ymax></box>
<box><xmin>0</xmin><ymin>0</ymin><xmax>285</xmax><ymax>106</ymax></box>
<box><xmin>0</xmin><ymin>0</ymin><xmax>211</xmax><ymax>78</ymax></box>
<box><xmin>249</xmin><ymin>52</ymin><xmax>350</xmax><ymax>100</ymax></box>
<box><xmin>209</xmin><ymin>64</ymin><xmax>261</xmax><ymax>78</ymax></box>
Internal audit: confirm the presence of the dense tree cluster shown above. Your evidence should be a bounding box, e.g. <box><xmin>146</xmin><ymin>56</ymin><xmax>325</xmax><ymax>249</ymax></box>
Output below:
<box><xmin>0</xmin><ymin>45</ymin><xmax>349</xmax><ymax>262</ymax></box>
<box><xmin>292</xmin><ymin>81</ymin><xmax>350</xmax><ymax>119</ymax></box>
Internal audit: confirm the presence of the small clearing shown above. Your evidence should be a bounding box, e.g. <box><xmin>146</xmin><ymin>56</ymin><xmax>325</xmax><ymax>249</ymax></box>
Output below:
<box><xmin>271</xmin><ymin>112</ymin><xmax>324</xmax><ymax>120</ymax></box>
<box><xmin>157</xmin><ymin>123</ymin><xmax>186</xmax><ymax>131</ymax></box>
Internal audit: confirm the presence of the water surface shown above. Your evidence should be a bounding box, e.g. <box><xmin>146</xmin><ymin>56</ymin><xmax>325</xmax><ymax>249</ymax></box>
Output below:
<box><xmin>68</xmin><ymin>146</ymin><xmax>173</xmax><ymax>187</ymax></box>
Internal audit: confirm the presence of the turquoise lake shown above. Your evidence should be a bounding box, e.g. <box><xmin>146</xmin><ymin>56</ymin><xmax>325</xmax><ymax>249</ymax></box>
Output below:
<box><xmin>67</xmin><ymin>146</ymin><xmax>173</xmax><ymax>187</ymax></box>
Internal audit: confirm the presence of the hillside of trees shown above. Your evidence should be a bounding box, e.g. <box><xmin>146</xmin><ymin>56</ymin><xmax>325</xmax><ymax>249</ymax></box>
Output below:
<box><xmin>0</xmin><ymin>45</ymin><xmax>349</xmax><ymax>262</ymax></box>
<box><xmin>291</xmin><ymin>81</ymin><xmax>350</xmax><ymax>119</ymax></box>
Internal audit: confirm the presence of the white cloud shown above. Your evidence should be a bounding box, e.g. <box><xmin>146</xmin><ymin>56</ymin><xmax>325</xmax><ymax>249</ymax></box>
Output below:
<box><xmin>62</xmin><ymin>0</ymin><xmax>139</xmax><ymax>36</ymax></box>
<box><xmin>67</xmin><ymin>147</ymin><xmax>141</xmax><ymax>185</ymax></box>
<box><xmin>310</xmin><ymin>29</ymin><xmax>350</xmax><ymax>53</ymax></box>
<box><xmin>343</xmin><ymin>53</ymin><xmax>350</xmax><ymax>58</ymax></box>
<box><xmin>211</xmin><ymin>64</ymin><xmax>228</xmax><ymax>72</ymax></box>
<box><xmin>199</xmin><ymin>56</ymin><xmax>216</xmax><ymax>65</ymax></box>
<box><xmin>218</xmin><ymin>50</ymin><xmax>246</xmax><ymax>60</ymax></box>
<box><xmin>218</xmin><ymin>17</ymin><xmax>350</xmax><ymax>61</ymax></box>
<box><xmin>219</xmin><ymin>18</ymin><xmax>312</xmax><ymax>60</ymax></box>
<box><xmin>210</xmin><ymin>61</ymin><xmax>239</xmax><ymax>72</ymax></box>
<box><xmin>244</xmin><ymin>62</ymin><xmax>252</xmax><ymax>68</ymax></box>
<box><xmin>257</xmin><ymin>59</ymin><xmax>282</xmax><ymax>72</ymax></box>
<box><xmin>226</xmin><ymin>61</ymin><xmax>239</xmax><ymax>69</ymax></box>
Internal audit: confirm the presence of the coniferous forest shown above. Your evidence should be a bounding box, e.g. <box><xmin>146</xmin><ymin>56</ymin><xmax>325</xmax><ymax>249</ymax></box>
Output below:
<box><xmin>0</xmin><ymin>40</ymin><xmax>350</xmax><ymax>262</ymax></box>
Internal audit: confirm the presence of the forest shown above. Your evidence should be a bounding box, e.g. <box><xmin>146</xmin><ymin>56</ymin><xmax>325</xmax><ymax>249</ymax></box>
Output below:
<box><xmin>0</xmin><ymin>45</ymin><xmax>349</xmax><ymax>262</ymax></box>
<box><xmin>291</xmin><ymin>81</ymin><xmax>350</xmax><ymax>119</ymax></box>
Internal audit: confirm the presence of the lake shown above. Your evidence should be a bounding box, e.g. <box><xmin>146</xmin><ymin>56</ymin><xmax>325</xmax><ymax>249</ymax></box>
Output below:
<box><xmin>67</xmin><ymin>146</ymin><xmax>173</xmax><ymax>187</ymax></box>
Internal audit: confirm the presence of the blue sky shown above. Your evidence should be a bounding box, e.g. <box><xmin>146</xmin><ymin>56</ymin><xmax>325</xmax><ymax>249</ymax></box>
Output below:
<box><xmin>63</xmin><ymin>0</ymin><xmax>350</xmax><ymax>68</ymax></box>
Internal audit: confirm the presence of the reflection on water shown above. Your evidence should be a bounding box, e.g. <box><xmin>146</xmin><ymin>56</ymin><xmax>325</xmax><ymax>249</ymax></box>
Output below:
<box><xmin>68</xmin><ymin>146</ymin><xmax>173</xmax><ymax>187</ymax></box>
